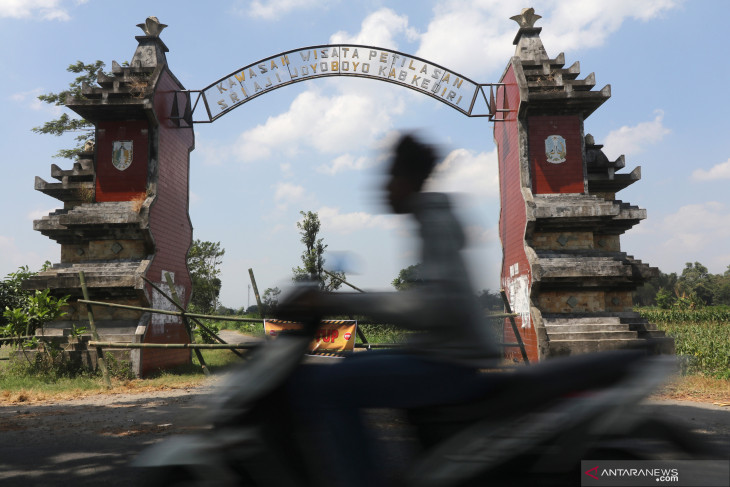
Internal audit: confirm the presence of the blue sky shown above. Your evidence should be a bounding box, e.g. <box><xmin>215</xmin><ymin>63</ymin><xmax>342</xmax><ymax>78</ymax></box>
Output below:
<box><xmin>1</xmin><ymin>0</ymin><xmax>729</xmax><ymax>309</ymax></box>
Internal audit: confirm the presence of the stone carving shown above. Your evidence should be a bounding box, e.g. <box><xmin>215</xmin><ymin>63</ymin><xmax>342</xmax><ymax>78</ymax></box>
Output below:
<box><xmin>137</xmin><ymin>16</ymin><xmax>167</xmax><ymax>37</ymax></box>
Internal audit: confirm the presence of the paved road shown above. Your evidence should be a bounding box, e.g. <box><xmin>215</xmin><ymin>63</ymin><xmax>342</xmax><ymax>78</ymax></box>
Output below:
<box><xmin>0</xmin><ymin>333</ymin><xmax>726</xmax><ymax>486</ymax></box>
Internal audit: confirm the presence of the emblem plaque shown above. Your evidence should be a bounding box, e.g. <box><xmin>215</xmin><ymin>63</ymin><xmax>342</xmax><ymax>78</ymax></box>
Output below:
<box><xmin>112</xmin><ymin>140</ymin><xmax>133</xmax><ymax>171</ymax></box>
<box><xmin>545</xmin><ymin>135</ymin><xmax>566</xmax><ymax>164</ymax></box>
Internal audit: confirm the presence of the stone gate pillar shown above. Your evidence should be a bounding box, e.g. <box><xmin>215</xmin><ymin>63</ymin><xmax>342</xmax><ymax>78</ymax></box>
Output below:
<box><xmin>25</xmin><ymin>17</ymin><xmax>195</xmax><ymax>377</ymax></box>
<box><xmin>494</xmin><ymin>9</ymin><xmax>672</xmax><ymax>362</ymax></box>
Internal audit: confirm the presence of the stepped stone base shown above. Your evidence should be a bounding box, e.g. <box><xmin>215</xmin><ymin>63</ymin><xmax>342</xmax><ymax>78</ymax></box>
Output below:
<box><xmin>543</xmin><ymin>312</ymin><xmax>675</xmax><ymax>357</ymax></box>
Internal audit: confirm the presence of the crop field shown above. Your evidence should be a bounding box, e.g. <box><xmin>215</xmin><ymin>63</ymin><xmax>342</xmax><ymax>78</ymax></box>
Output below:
<box><xmin>638</xmin><ymin>307</ymin><xmax>730</xmax><ymax>379</ymax></box>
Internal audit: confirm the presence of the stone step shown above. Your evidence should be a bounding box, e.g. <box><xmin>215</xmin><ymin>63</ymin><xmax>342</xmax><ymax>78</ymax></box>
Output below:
<box><xmin>548</xmin><ymin>338</ymin><xmax>646</xmax><ymax>356</ymax></box>
<box><xmin>548</xmin><ymin>331</ymin><xmax>638</xmax><ymax>341</ymax></box>
<box><xmin>545</xmin><ymin>323</ymin><xmax>629</xmax><ymax>333</ymax></box>
<box><xmin>544</xmin><ymin>316</ymin><xmax>622</xmax><ymax>325</ymax></box>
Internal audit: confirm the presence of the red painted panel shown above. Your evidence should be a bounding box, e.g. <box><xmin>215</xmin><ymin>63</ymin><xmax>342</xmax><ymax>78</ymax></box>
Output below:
<box><xmin>141</xmin><ymin>322</ymin><xmax>190</xmax><ymax>377</ymax></box>
<box><xmin>529</xmin><ymin>115</ymin><xmax>584</xmax><ymax>194</ymax></box>
<box><xmin>147</xmin><ymin>69</ymin><xmax>194</xmax><ymax>305</ymax></box>
<box><xmin>494</xmin><ymin>64</ymin><xmax>538</xmax><ymax>363</ymax></box>
<box><xmin>96</xmin><ymin>120</ymin><xmax>149</xmax><ymax>201</ymax></box>
<box><xmin>138</xmin><ymin>69</ymin><xmax>195</xmax><ymax>376</ymax></box>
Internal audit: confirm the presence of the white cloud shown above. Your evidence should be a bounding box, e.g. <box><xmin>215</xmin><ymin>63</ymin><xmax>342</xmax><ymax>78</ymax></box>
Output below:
<box><xmin>26</xmin><ymin>207</ymin><xmax>56</xmax><ymax>221</ymax></box>
<box><xmin>0</xmin><ymin>0</ymin><xmax>71</xmax><ymax>20</ymax></box>
<box><xmin>692</xmin><ymin>158</ymin><xmax>730</xmax><ymax>181</ymax></box>
<box><xmin>0</xmin><ymin>235</ymin><xmax>46</xmax><ymax>275</ymax></box>
<box><xmin>232</xmin><ymin>88</ymin><xmax>405</xmax><ymax>163</ymax></box>
<box><xmin>427</xmin><ymin>147</ymin><xmax>500</xmax><ymax>199</ymax></box>
<box><xmin>415</xmin><ymin>0</ymin><xmax>679</xmax><ymax>79</ymax></box>
<box><xmin>317</xmin><ymin>153</ymin><xmax>374</xmax><ymax>175</ymax></box>
<box><xmin>317</xmin><ymin>206</ymin><xmax>399</xmax><ymax>235</ymax></box>
<box><xmin>541</xmin><ymin>0</ymin><xmax>679</xmax><ymax>52</ymax></box>
<box><xmin>241</xmin><ymin>0</ymin><xmax>335</xmax><ymax>20</ymax></box>
<box><xmin>632</xmin><ymin>201</ymin><xmax>730</xmax><ymax>274</ymax></box>
<box><xmin>273</xmin><ymin>181</ymin><xmax>307</xmax><ymax>210</ymax></box>
<box><xmin>330</xmin><ymin>8</ymin><xmax>419</xmax><ymax>48</ymax></box>
<box><xmin>280</xmin><ymin>162</ymin><xmax>294</xmax><ymax>178</ymax></box>
<box><xmin>465</xmin><ymin>223</ymin><xmax>499</xmax><ymax>246</ymax></box>
<box><xmin>10</xmin><ymin>88</ymin><xmax>62</xmax><ymax>114</ymax></box>
<box><xmin>602</xmin><ymin>110</ymin><xmax>670</xmax><ymax>159</ymax></box>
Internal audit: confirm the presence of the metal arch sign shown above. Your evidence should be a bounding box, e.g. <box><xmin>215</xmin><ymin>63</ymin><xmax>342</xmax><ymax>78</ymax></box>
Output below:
<box><xmin>178</xmin><ymin>44</ymin><xmax>505</xmax><ymax>123</ymax></box>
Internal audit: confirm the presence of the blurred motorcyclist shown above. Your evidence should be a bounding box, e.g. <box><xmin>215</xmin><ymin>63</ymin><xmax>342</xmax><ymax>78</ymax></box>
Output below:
<box><xmin>279</xmin><ymin>133</ymin><xmax>500</xmax><ymax>486</ymax></box>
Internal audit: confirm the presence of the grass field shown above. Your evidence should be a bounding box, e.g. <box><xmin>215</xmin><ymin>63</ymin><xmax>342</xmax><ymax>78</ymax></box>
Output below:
<box><xmin>1</xmin><ymin>310</ymin><xmax>727</xmax><ymax>404</ymax></box>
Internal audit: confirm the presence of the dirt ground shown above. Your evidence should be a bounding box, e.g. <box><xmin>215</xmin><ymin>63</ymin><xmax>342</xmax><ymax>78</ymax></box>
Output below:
<box><xmin>0</xmin><ymin>332</ymin><xmax>727</xmax><ymax>486</ymax></box>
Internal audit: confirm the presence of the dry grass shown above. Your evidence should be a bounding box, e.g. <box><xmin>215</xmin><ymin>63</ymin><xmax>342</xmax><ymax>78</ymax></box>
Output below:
<box><xmin>0</xmin><ymin>375</ymin><xmax>208</xmax><ymax>405</ymax></box>
<box><xmin>652</xmin><ymin>374</ymin><xmax>730</xmax><ymax>405</ymax></box>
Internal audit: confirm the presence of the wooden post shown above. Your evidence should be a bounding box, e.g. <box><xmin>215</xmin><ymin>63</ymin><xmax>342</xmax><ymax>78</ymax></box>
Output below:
<box><xmin>164</xmin><ymin>272</ymin><xmax>210</xmax><ymax>376</ymax></box>
<box><xmin>500</xmin><ymin>290</ymin><xmax>530</xmax><ymax>364</ymax></box>
<box><xmin>78</xmin><ymin>271</ymin><xmax>112</xmax><ymax>388</ymax></box>
<box><xmin>323</xmin><ymin>269</ymin><xmax>366</xmax><ymax>293</ymax></box>
<box><xmin>141</xmin><ymin>276</ymin><xmax>244</xmax><ymax>358</ymax></box>
<box><xmin>322</xmin><ymin>269</ymin><xmax>371</xmax><ymax>349</ymax></box>
<box><xmin>248</xmin><ymin>268</ymin><xmax>264</xmax><ymax>318</ymax></box>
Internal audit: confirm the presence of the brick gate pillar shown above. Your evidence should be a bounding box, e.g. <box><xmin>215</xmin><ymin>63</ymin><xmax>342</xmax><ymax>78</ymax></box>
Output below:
<box><xmin>494</xmin><ymin>9</ymin><xmax>672</xmax><ymax>362</ymax></box>
<box><xmin>26</xmin><ymin>17</ymin><xmax>196</xmax><ymax>376</ymax></box>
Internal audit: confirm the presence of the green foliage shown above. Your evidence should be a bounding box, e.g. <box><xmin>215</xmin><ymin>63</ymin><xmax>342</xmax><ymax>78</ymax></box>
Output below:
<box><xmin>638</xmin><ymin>306</ymin><xmax>730</xmax><ymax>379</ymax></box>
<box><xmin>677</xmin><ymin>262</ymin><xmax>714</xmax><ymax>305</ymax></box>
<box><xmin>192</xmin><ymin>319</ymin><xmax>221</xmax><ymax>344</ymax></box>
<box><xmin>357</xmin><ymin>324</ymin><xmax>407</xmax><ymax>344</ymax></box>
<box><xmin>187</xmin><ymin>239</ymin><xmax>225</xmax><ymax>314</ymax></box>
<box><xmin>633</xmin><ymin>269</ymin><xmax>677</xmax><ymax>307</ymax></box>
<box><xmin>1</xmin><ymin>267</ymin><xmax>69</xmax><ymax>337</ymax></box>
<box><xmin>0</xmin><ymin>266</ymin><xmax>35</xmax><ymax>328</ymax></box>
<box><xmin>655</xmin><ymin>288</ymin><xmax>673</xmax><ymax>309</ymax></box>
<box><xmin>392</xmin><ymin>263</ymin><xmax>423</xmax><ymax>291</ymax></box>
<box><xmin>478</xmin><ymin>289</ymin><xmax>503</xmax><ymax>311</ymax></box>
<box><xmin>261</xmin><ymin>287</ymin><xmax>281</xmax><ymax>315</ymax></box>
<box><xmin>634</xmin><ymin>263</ymin><xmax>730</xmax><ymax>307</ymax></box>
<box><xmin>292</xmin><ymin>211</ymin><xmax>344</xmax><ymax>291</ymax></box>
<box><xmin>32</xmin><ymin>60</ymin><xmax>106</xmax><ymax>160</ymax></box>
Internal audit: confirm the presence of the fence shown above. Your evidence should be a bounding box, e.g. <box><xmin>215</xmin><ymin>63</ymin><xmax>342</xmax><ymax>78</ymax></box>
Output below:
<box><xmin>4</xmin><ymin>270</ymin><xmax>528</xmax><ymax>386</ymax></box>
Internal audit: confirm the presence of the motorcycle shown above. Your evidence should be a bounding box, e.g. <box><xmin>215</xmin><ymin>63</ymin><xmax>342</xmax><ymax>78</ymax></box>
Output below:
<box><xmin>135</xmin><ymin>315</ymin><xmax>720</xmax><ymax>486</ymax></box>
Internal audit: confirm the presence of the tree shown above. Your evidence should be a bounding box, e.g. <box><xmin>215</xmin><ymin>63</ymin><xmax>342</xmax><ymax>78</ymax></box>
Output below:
<box><xmin>477</xmin><ymin>289</ymin><xmax>503</xmax><ymax>311</ymax></box>
<box><xmin>32</xmin><ymin>60</ymin><xmax>107</xmax><ymax>160</ymax></box>
<box><xmin>292</xmin><ymin>211</ymin><xmax>344</xmax><ymax>291</ymax></box>
<box><xmin>187</xmin><ymin>239</ymin><xmax>225</xmax><ymax>313</ymax></box>
<box><xmin>261</xmin><ymin>287</ymin><xmax>281</xmax><ymax>315</ymax></box>
<box><xmin>392</xmin><ymin>263</ymin><xmax>423</xmax><ymax>291</ymax></box>
<box><xmin>633</xmin><ymin>269</ymin><xmax>678</xmax><ymax>307</ymax></box>
<box><xmin>677</xmin><ymin>262</ymin><xmax>713</xmax><ymax>305</ymax></box>
<box><xmin>712</xmin><ymin>265</ymin><xmax>730</xmax><ymax>306</ymax></box>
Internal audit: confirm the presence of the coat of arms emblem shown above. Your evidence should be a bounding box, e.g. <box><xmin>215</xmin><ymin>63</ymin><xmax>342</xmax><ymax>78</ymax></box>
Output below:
<box><xmin>112</xmin><ymin>141</ymin><xmax>133</xmax><ymax>171</ymax></box>
<box><xmin>545</xmin><ymin>135</ymin><xmax>566</xmax><ymax>164</ymax></box>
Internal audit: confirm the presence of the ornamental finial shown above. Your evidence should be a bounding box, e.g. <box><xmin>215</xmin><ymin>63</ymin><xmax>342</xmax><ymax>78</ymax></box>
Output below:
<box><xmin>510</xmin><ymin>8</ymin><xmax>542</xmax><ymax>28</ymax></box>
<box><xmin>136</xmin><ymin>16</ymin><xmax>167</xmax><ymax>37</ymax></box>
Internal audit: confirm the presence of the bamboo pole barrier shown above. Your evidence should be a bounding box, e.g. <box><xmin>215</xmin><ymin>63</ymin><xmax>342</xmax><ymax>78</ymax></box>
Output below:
<box><xmin>164</xmin><ymin>272</ymin><xmax>210</xmax><ymax>376</ymax></box>
<box><xmin>323</xmin><ymin>269</ymin><xmax>366</xmax><ymax>293</ymax></box>
<box><xmin>248</xmin><ymin>268</ymin><xmax>264</xmax><ymax>318</ymax></box>
<box><xmin>76</xmin><ymin>299</ymin><xmax>263</xmax><ymax>322</ymax></box>
<box><xmin>500</xmin><ymin>290</ymin><xmax>530</xmax><ymax>364</ymax></box>
<box><xmin>79</xmin><ymin>271</ymin><xmax>112</xmax><ymax>388</ymax></box>
<box><xmin>141</xmin><ymin>276</ymin><xmax>244</xmax><ymax>358</ymax></box>
<box><xmin>89</xmin><ymin>341</ymin><xmax>258</xmax><ymax>350</ymax></box>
